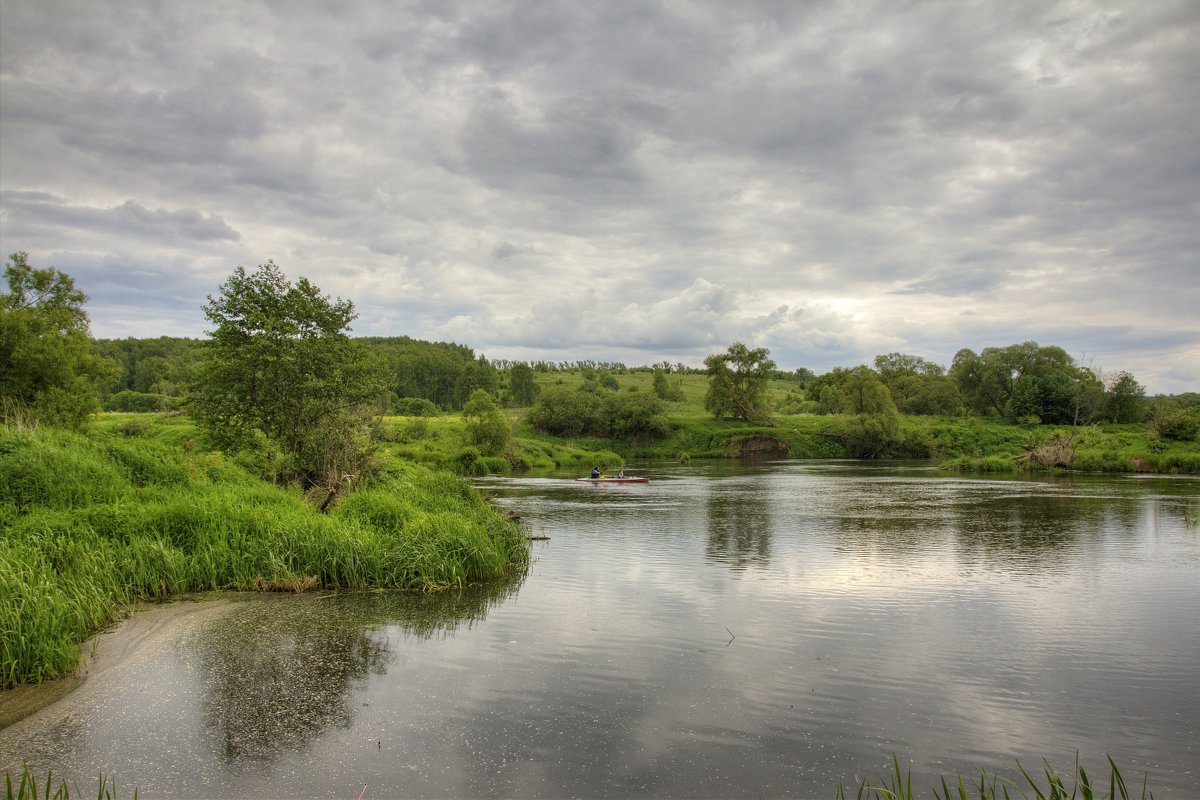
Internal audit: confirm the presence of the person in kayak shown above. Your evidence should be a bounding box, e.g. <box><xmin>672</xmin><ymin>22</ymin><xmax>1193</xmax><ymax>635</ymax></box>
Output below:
<box><xmin>591</xmin><ymin>466</ymin><xmax>601</xmax><ymax>479</ymax></box>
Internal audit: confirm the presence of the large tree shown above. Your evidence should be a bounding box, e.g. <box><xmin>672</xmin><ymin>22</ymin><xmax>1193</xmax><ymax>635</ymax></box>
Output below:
<box><xmin>191</xmin><ymin>261</ymin><xmax>389</xmax><ymax>486</ymax></box>
<box><xmin>0</xmin><ymin>252</ymin><xmax>114</xmax><ymax>428</ymax></box>
<box><xmin>1103</xmin><ymin>371</ymin><xmax>1147</xmax><ymax>424</ymax></box>
<box><xmin>951</xmin><ymin>342</ymin><xmax>1087</xmax><ymax>423</ymax></box>
<box><xmin>704</xmin><ymin>342</ymin><xmax>775</xmax><ymax>424</ymax></box>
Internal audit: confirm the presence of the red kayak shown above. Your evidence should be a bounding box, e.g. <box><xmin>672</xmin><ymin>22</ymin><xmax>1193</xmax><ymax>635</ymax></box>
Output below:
<box><xmin>575</xmin><ymin>476</ymin><xmax>650</xmax><ymax>483</ymax></box>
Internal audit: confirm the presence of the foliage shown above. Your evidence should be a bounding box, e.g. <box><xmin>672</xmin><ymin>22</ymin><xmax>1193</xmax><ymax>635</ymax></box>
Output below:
<box><xmin>1152</xmin><ymin>406</ymin><xmax>1199</xmax><ymax>442</ymax></box>
<box><xmin>653</xmin><ymin>368</ymin><xmax>685</xmax><ymax>401</ymax></box>
<box><xmin>0</xmin><ymin>252</ymin><xmax>116</xmax><ymax>429</ymax></box>
<box><xmin>103</xmin><ymin>390</ymin><xmax>182</xmax><ymax>413</ymax></box>
<box><xmin>362</xmin><ymin>335</ymin><xmax>498</xmax><ymax>411</ymax></box>
<box><xmin>1103</xmin><ymin>371</ymin><xmax>1147</xmax><ymax>424</ymax></box>
<box><xmin>462</xmin><ymin>389</ymin><xmax>510</xmax><ymax>455</ymax></box>
<box><xmin>190</xmin><ymin>262</ymin><xmax>390</xmax><ymax>488</ymax></box>
<box><xmin>704</xmin><ymin>342</ymin><xmax>776</xmax><ymax>423</ymax></box>
<box><xmin>507</xmin><ymin>362</ymin><xmax>538</xmax><ymax>406</ymax></box>
<box><xmin>805</xmin><ymin>366</ymin><xmax>903</xmax><ymax>456</ymax></box>
<box><xmin>391</xmin><ymin>396</ymin><xmax>440</xmax><ymax>416</ymax></box>
<box><xmin>0</xmin><ymin>420</ymin><xmax>528</xmax><ymax>687</ymax></box>
<box><xmin>95</xmin><ymin>335</ymin><xmax>203</xmax><ymax>400</ymax></box>
<box><xmin>527</xmin><ymin>385</ymin><xmax>668</xmax><ymax>442</ymax></box>
<box><xmin>949</xmin><ymin>342</ymin><xmax>1109</xmax><ymax>425</ymax></box>
<box><xmin>873</xmin><ymin>353</ymin><xmax>962</xmax><ymax>416</ymax></box>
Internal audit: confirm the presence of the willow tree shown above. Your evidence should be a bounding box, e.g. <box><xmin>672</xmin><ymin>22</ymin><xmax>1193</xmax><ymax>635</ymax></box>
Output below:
<box><xmin>704</xmin><ymin>342</ymin><xmax>775</xmax><ymax>424</ymax></box>
<box><xmin>191</xmin><ymin>261</ymin><xmax>389</xmax><ymax>488</ymax></box>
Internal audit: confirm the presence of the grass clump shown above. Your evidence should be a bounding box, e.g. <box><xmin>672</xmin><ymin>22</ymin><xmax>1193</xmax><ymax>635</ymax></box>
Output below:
<box><xmin>840</xmin><ymin>753</ymin><xmax>1153</xmax><ymax>800</ymax></box>
<box><xmin>4</xmin><ymin>764</ymin><xmax>135</xmax><ymax>799</ymax></box>
<box><xmin>0</xmin><ymin>419</ymin><xmax>529</xmax><ymax>688</ymax></box>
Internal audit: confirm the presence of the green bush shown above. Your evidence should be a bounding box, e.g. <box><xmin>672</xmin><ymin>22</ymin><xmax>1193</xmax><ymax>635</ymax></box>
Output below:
<box><xmin>103</xmin><ymin>390</ymin><xmax>180</xmax><ymax>412</ymax></box>
<box><xmin>393</xmin><ymin>396</ymin><xmax>440</xmax><ymax>416</ymax></box>
<box><xmin>1153</xmin><ymin>408</ymin><xmax>1200</xmax><ymax>442</ymax></box>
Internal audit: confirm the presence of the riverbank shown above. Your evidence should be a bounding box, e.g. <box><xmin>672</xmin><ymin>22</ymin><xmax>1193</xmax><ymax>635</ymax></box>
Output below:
<box><xmin>0</xmin><ymin>597</ymin><xmax>232</xmax><ymax>730</ymax></box>
<box><xmin>382</xmin><ymin>409</ymin><xmax>1200</xmax><ymax>475</ymax></box>
<box><xmin>0</xmin><ymin>421</ymin><xmax>529</xmax><ymax>688</ymax></box>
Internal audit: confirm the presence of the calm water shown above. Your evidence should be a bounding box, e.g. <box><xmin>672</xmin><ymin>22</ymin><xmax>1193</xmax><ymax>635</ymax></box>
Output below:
<box><xmin>2</xmin><ymin>460</ymin><xmax>1198</xmax><ymax>798</ymax></box>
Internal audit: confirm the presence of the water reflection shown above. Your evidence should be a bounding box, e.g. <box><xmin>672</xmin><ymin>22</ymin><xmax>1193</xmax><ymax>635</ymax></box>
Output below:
<box><xmin>188</xmin><ymin>574</ymin><xmax>525</xmax><ymax>764</ymax></box>
<box><xmin>5</xmin><ymin>465</ymin><xmax>1199</xmax><ymax>798</ymax></box>
<box><xmin>705</xmin><ymin>480</ymin><xmax>773</xmax><ymax>570</ymax></box>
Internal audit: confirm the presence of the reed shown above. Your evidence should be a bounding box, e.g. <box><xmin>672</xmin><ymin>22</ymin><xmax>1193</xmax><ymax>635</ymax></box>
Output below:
<box><xmin>839</xmin><ymin>753</ymin><xmax>1153</xmax><ymax>800</ymax></box>
<box><xmin>3</xmin><ymin>764</ymin><xmax>134</xmax><ymax>800</ymax></box>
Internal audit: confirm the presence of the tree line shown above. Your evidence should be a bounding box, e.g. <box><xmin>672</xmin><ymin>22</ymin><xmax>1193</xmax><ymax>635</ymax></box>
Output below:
<box><xmin>4</xmin><ymin>255</ymin><xmax>1197</xmax><ymax>482</ymax></box>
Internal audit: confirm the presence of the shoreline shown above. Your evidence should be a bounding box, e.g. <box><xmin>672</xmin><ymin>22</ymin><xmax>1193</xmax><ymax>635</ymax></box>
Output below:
<box><xmin>0</xmin><ymin>596</ymin><xmax>233</xmax><ymax>734</ymax></box>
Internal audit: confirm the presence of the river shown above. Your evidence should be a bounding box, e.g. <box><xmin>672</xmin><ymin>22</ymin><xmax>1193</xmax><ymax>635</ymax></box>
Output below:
<box><xmin>2</xmin><ymin>460</ymin><xmax>1198</xmax><ymax>798</ymax></box>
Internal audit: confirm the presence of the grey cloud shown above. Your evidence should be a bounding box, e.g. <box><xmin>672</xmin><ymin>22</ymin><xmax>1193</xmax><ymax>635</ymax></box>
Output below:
<box><xmin>1</xmin><ymin>0</ymin><xmax>1197</xmax><ymax>393</ymax></box>
<box><xmin>457</xmin><ymin>92</ymin><xmax>644</xmax><ymax>202</ymax></box>
<box><xmin>2</xmin><ymin>193</ymin><xmax>240</xmax><ymax>243</ymax></box>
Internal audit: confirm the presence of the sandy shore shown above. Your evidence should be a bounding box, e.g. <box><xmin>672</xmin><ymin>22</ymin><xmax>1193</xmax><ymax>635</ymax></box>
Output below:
<box><xmin>0</xmin><ymin>597</ymin><xmax>233</xmax><ymax>734</ymax></box>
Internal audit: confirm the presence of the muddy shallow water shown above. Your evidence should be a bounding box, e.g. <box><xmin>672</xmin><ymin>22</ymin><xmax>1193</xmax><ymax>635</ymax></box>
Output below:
<box><xmin>3</xmin><ymin>460</ymin><xmax>1198</xmax><ymax>798</ymax></box>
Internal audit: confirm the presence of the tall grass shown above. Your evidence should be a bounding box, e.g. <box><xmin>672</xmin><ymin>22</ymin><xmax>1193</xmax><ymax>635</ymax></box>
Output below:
<box><xmin>0</xmin><ymin>421</ymin><xmax>529</xmax><ymax>688</ymax></box>
<box><xmin>839</xmin><ymin>753</ymin><xmax>1153</xmax><ymax>800</ymax></box>
<box><xmin>3</xmin><ymin>753</ymin><xmax>1153</xmax><ymax>800</ymax></box>
<box><xmin>4</xmin><ymin>765</ymin><xmax>133</xmax><ymax>800</ymax></box>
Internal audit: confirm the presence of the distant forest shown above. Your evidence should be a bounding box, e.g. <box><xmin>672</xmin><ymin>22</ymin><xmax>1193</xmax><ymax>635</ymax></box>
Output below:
<box><xmin>94</xmin><ymin>335</ymin><xmax>1196</xmax><ymax>430</ymax></box>
<box><xmin>98</xmin><ymin>334</ymin><xmax>698</xmax><ymax>412</ymax></box>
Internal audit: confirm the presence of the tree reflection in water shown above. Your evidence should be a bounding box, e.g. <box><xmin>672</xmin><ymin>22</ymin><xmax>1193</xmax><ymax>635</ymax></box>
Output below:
<box><xmin>187</xmin><ymin>573</ymin><xmax>525</xmax><ymax>762</ymax></box>
<box><xmin>705</xmin><ymin>481</ymin><xmax>773</xmax><ymax>570</ymax></box>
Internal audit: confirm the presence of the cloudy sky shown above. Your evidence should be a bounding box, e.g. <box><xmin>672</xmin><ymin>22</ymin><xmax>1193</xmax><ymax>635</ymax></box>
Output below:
<box><xmin>1</xmin><ymin>1</ymin><xmax>1197</xmax><ymax>392</ymax></box>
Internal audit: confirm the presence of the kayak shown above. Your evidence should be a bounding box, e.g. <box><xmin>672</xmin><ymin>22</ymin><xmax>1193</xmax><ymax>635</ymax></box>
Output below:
<box><xmin>575</xmin><ymin>476</ymin><xmax>650</xmax><ymax>483</ymax></box>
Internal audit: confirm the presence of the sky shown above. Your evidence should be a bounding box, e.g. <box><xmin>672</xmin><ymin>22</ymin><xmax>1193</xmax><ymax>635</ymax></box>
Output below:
<box><xmin>1</xmin><ymin>1</ymin><xmax>1197</xmax><ymax>393</ymax></box>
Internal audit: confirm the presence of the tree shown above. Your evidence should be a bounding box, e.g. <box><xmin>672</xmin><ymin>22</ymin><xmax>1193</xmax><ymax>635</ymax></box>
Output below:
<box><xmin>652</xmin><ymin>368</ymin><xmax>684</xmax><ymax>401</ymax></box>
<box><xmin>873</xmin><ymin>352</ymin><xmax>944</xmax><ymax>382</ymax></box>
<box><xmin>836</xmin><ymin>366</ymin><xmax>901</xmax><ymax>456</ymax></box>
<box><xmin>951</xmin><ymin>342</ymin><xmax>1089</xmax><ymax>423</ymax></box>
<box><xmin>191</xmin><ymin>261</ymin><xmax>389</xmax><ymax>487</ymax></box>
<box><xmin>463</xmin><ymin>389</ymin><xmax>510</xmax><ymax>455</ymax></box>
<box><xmin>704</xmin><ymin>342</ymin><xmax>775</xmax><ymax>424</ymax></box>
<box><xmin>0</xmin><ymin>252</ymin><xmax>115</xmax><ymax>428</ymax></box>
<box><xmin>508</xmin><ymin>362</ymin><xmax>538</xmax><ymax>406</ymax></box>
<box><xmin>1103</xmin><ymin>371</ymin><xmax>1147</xmax><ymax>424</ymax></box>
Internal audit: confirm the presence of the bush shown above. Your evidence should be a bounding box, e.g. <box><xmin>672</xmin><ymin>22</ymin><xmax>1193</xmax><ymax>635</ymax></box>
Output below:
<box><xmin>103</xmin><ymin>390</ymin><xmax>180</xmax><ymax>412</ymax></box>
<box><xmin>393</xmin><ymin>397</ymin><xmax>440</xmax><ymax>416</ymax></box>
<box><xmin>1152</xmin><ymin>408</ymin><xmax>1200</xmax><ymax>442</ymax></box>
<box><xmin>528</xmin><ymin>386</ymin><xmax>668</xmax><ymax>441</ymax></box>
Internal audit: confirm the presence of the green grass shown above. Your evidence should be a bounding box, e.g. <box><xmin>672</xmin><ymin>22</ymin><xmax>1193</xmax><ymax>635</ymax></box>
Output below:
<box><xmin>4</xmin><ymin>753</ymin><xmax>1153</xmax><ymax>800</ymax></box>
<box><xmin>841</xmin><ymin>753</ymin><xmax>1153</xmax><ymax>800</ymax></box>
<box><xmin>4</xmin><ymin>765</ymin><xmax>134</xmax><ymax>799</ymax></box>
<box><xmin>0</xmin><ymin>419</ymin><xmax>529</xmax><ymax>688</ymax></box>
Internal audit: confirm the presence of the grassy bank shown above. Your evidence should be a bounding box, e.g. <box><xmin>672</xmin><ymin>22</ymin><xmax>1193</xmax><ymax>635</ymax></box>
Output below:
<box><xmin>380</xmin><ymin>407</ymin><xmax>1200</xmax><ymax>476</ymax></box>
<box><xmin>0</xmin><ymin>419</ymin><xmax>529</xmax><ymax>688</ymax></box>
